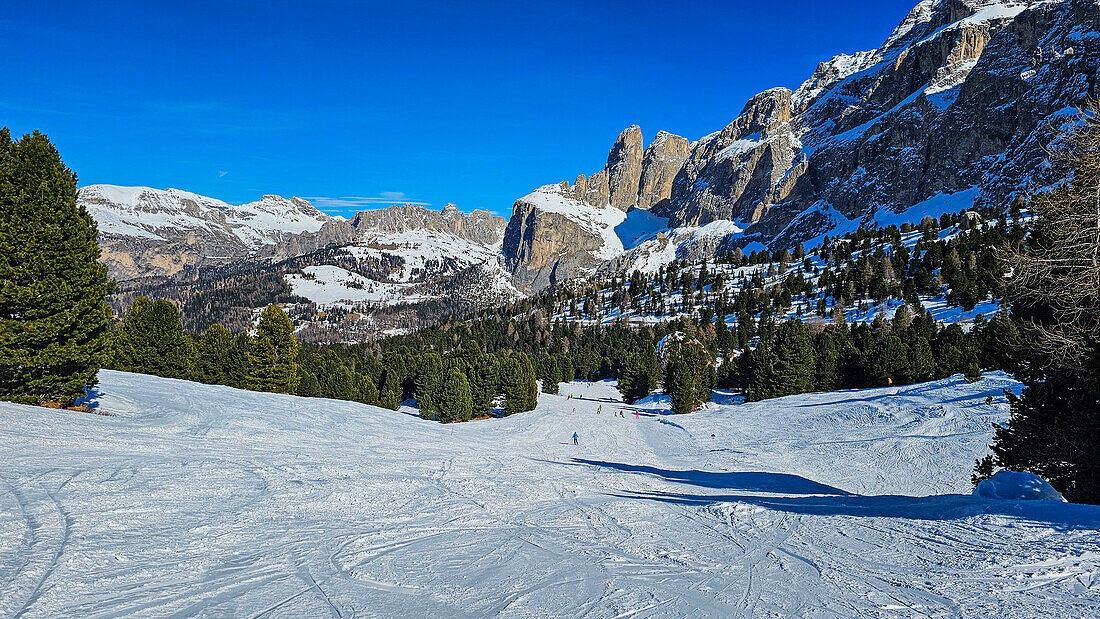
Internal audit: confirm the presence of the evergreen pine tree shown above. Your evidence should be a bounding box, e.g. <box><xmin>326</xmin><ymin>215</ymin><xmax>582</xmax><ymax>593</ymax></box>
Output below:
<box><xmin>196</xmin><ymin>323</ymin><xmax>233</xmax><ymax>385</ymax></box>
<box><xmin>0</xmin><ymin>129</ymin><xmax>114</xmax><ymax>406</ymax></box>
<box><xmin>439</xmin><ymin>366</ymin><xmax>473</xmax><ymax>422</ymax></box>
<box><xmin>773</xmin><ymin>319</ymin><xmax>815</xmax><ymax>396</ymax></box>
<box><xmin>247</xmin><ymin>305</ymin><xmax>300</xmax><ymax>393</ymax></box>
<box><xmin>415</xmin><ymin>352</ymin><xmax>444</xmax><ymax>416</ymax></box>
<box><xmin>297</xmin><ymin>369</ymin><xmax>320</xmax><ymax>398</ymax></box>
<box><xmin>379</xmin><ymin>385</ymin><xmax>401</xmax><ymax>410</ymax></box>
<box><xmin>111</xmin><ymin>297</ymin><xmax>195</xmax><ymax>380</ymax></box>
<box><xmin>518</xmin><ymin>352</ymin><xmax>539</xmax><ymax>411</ymax></box>
<box><xmin>541</xmin><ymin>356</ymin><xmax>560</xmax><ymax>394</ymax></box>
<box><xmin>225</xmin><ymin>332</ymin><xmax>253</xmax><ymax>389</ymax></box>
<box><xmin>907</xmin><ymin>335</ymin><xmax>935</xmax><ymax>382</ymax></box>
<box><xmin>500</xmin><ymin>356</ymin><xmax>524</xmax><ymax>416</ymax></box>
<box><xmin>979</xmin><ymin>107</ymin><xmax>1100</xmax><ymax>502</ymax></box>
<box><xmin>357</xmin><ymin>373</ymin><xmax>379</xmax><ymax>406</ymax></box>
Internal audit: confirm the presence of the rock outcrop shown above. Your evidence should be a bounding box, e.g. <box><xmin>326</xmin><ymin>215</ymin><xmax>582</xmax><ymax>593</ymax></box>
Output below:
<box><xmin>503</xmin><ymin>0</ymin><xmax>1100</xmax><ymax>289</ymax></box>
<box><xmin>637</xmin><ymin>131</ymin><xmax>691</xmax><ymax>211</ymax></box>
<box><xmin>349</xmin><ymin>203</ymin><xmax>505</xmax><ymax>246</ymax></box>
<box><xmin>503</xmin><ymin>184</ymin><xmax>626</xmax><ymax>291</ymax></box>
<box><xmin>606</xmin><ymin>125</ymin><xmax>645</xmax><ymax>211</ymax></box>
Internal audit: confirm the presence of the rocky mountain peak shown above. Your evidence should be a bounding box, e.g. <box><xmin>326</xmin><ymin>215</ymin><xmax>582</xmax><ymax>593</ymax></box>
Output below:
<box><xmin>638</xmin><ymin>131</ymin><xmax>690</xmax><ymax>211</ymax></box>
<box><xmin>606</xmin><ymin>125</ymin><xmax>645</xmax><ymax>211</ymax></box>
<box><xmin>349</xmin><ymin>202</ymin><xmax>506</xmax><ymax>247</ymax></box>
<box><xmin>502</xmin><ymin>0</ymin><xmax>1098</xmax><ymax>291</ymax></box>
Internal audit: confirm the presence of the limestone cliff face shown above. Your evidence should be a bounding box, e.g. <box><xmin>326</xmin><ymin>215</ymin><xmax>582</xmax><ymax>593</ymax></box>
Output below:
<box><xmin>503</xmin><ymin>0</ymin><xmax>1100</xmax><ymax>287</ymax></box>
<box><xmin>606</xmin><ymin>125</ymin><xmax>645</xmax><ymax>211</ymax></box>
<box><xmin>503</xmin><ymin>184</ymin><xmax>624</xmax><ymax>292</ymax></box>
<box><xmin>637</xmin><ymin>131</ymin><xmax>690</xmax><ymax>211</ymax></box>
<box><xmin>658</xmin><ymin>87</ymin><xmax>802</xmax><ymax>228</ymax></box>
<box><xmin>349</xmin><ymin>203</ymin><xmax>505</xmax><ymax>246</ymax></box>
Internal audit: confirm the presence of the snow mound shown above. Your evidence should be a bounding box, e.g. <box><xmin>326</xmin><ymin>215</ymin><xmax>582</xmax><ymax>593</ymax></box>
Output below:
<box><xmin>974</xmin><ymin>470</ymin><xmax>1066</xmax><ymax>502</ymax></box>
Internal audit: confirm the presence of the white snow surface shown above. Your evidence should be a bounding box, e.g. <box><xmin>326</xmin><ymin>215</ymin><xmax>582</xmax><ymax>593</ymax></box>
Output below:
<box><xmin>2</xmin><ymin>370</ymin><xmax>1099</xmax><ymax>616</ymax></box>
<box><xmin>286</xmin><ymin>265</ymin><xmax>424</xmax><ymax>306</ymax></box>
<box><xmin>975</xmin><ymin>470</ymin><xmax>1067</xmax><ymax>502</ymax></box>
<box><xmin>346</xmin><ymin>229</ymin><xmax>501</xmax><ymax>283</ymax></box>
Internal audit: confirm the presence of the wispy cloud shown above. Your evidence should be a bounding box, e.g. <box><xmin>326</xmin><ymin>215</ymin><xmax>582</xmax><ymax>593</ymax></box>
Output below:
<box><xmin>304</xmin><ymin>194</ymin><xmax>432</xmax><ymax>214</ymax></box>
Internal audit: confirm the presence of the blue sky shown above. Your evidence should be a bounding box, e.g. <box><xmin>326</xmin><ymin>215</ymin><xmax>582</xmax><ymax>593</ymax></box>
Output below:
<box><xmin>1</xmin><ymin>1</ymin><xmax>918</xmax><ymax>217</ymax></box>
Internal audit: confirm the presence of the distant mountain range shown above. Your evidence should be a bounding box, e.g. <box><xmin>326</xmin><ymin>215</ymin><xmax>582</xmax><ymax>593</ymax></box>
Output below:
<box><xmin>80</xmin><ymin>0</ymin><xmax>1099</xmax><ymax>336</ymax></box>
<box><xmin>80</xmin><ymin>185</ymin><xmax>513</xmax><ymax>340</ymax></box>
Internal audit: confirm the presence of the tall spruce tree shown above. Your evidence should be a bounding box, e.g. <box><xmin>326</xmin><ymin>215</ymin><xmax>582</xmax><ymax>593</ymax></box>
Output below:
<box><xmin>247</xmin><ymin>305</ymin><xmax>300</xmax><ymax>394</ymax></box>
<box><xmin>0</xmin><ymin>129</ymin><xmax>114</xmax><ymax>406</ymax></box>
<box><xmin>196</xmin><ymin>323</ymin><xmax>234</xmax><ymax>385</ymax></box>
<box><xmin>773</xmin><ymin>319</ymin><xmax>815</xmax><ymax>396</ymax></box>
<box><xmin>541</xmin><ymin>356</ymin><xmax>561</xmax><ymax>395</ymax></box>
<box><xmin>439</xmin><ymin>366</ymin><xmax>473</xmax><ymax>422</ymax></box>
<box><xmin>225</xmin><ymin>332</ymin><xmax>253</xmax><ymax>389</ymax></box>
<box><xmin>111</xmin><ymin>297</ymin><xmax>194</xmax><ymax>380</ymax></box>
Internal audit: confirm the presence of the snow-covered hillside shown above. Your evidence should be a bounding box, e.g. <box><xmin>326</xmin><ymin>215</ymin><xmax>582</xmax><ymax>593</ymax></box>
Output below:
<box><xmin>2</xmin><ymin>370</ymin><xmax>1097</xmax><ymax>616</ymax></box>
<box><xmin>80</xmin><ymin>184</ymin><xmax>349</xmax><ymax>282</ymax></box>
<box><xmin>81</xmin><ymin>184</ymin><xmax>331</xmax><ymax>246</ymax></box>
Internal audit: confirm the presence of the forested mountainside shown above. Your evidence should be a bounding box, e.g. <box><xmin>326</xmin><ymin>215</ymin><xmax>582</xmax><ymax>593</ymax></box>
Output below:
<box><xmin>503</xmin><ymin>0</ymin><xmax>1100</xmax><ymax>291</ymax></box>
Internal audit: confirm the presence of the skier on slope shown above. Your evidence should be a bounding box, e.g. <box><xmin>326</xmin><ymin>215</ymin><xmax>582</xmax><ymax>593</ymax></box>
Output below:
<box><xmin>573</xmin><ymin>432</ymin><xmax>579</xmax><ymax>445</ymax></box>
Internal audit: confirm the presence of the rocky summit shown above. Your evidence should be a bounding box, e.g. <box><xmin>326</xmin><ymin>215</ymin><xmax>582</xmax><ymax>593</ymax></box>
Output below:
<box><xmin>503</xmin><ymin>0</ymin><xmax>1100</xmax><ymax>291</ymax></box>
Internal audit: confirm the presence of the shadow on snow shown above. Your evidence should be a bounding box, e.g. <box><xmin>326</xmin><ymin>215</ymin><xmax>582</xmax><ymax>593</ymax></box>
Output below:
<box><xmin>569</xmin><ymin>459</ymin><xmax>1100</xmax><ymax>527</ymax></box>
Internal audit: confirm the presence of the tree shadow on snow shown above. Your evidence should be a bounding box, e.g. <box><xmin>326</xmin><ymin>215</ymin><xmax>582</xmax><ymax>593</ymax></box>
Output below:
<box><xmin>570</xmin><ymin>459</ymin><xmax>851</xmax><ymax>496</ymax></box>
<box><xmin>571</xmin><ymin>459</ymin><xmax>1100</xmax><ymax>528</ymax></box>
<box><xmin>75</xmin><ymin>384</ymin><xmax>103</xmax><ymax>412</ymax></box>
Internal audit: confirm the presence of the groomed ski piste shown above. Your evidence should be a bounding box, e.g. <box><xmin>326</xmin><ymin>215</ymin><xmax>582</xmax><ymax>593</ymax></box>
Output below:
<box><xmin>2</xmin><ymin>370</ymin><xmax>1099</xmax><ymax>617</ymax></box>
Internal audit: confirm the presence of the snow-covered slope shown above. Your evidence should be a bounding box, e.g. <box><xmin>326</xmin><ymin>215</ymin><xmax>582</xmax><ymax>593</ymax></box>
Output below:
<box><xmin>2</xmin><ymin>370</ymin><xmax>1098</xmax><ymax>616</ymax></box>
<box><xmin>285</xmin><ymin>224</ymin><xmax>516</xmax><ymax>311</ymax></box>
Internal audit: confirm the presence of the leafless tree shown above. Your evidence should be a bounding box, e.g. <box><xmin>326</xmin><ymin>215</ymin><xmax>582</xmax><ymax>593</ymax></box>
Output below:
<box><xmin>1004</xmin><ymin>101</ymin><xmax>1100</xmax><ymax>376</ymax></box>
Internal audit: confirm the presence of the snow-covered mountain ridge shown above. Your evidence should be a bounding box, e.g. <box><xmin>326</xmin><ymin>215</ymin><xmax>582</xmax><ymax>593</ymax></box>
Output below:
<box><xmin>503</xmin><ymin>0</ymin><xmax>1100</xmax><ymax>290</ymax></box>
<box><xmin>80</xmin><ymin>184</ymin><xmax>351</xmax><ymax>282</ymax></box>
<box><xmin>82</xmin><ymin>184</ymin><xmax>516</xmax><ymax>340</ymax></box>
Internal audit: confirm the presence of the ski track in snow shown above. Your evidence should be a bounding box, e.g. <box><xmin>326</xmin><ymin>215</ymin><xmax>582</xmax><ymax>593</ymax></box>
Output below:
<box><xmin>1</xmin><ymin>370</ymin><xmax>1099</xmax><ymax>617</ymax></box>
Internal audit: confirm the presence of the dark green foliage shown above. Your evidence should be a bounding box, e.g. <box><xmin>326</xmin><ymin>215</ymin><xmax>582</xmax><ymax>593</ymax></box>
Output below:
<box><xmin>415</xmin><ymin>352</ymin><xmax>444</xmax><ymax>418</ymax></box>
<box><xmin>297</xmin><ymin>369</ymin><xmax>320</xmax><ymax>398</ymax></box>
<box><xmin>0</xmin><ymin>129</ymin><xmax>114</xmax><ymax>406</ymax></box>
<box><xmin>977</xmin><ymin>110</ymin><xmax>1100</xmax><ymax>503</ymax></box>
<box><xmin>196</xmin><ymin>324</ymin><xmax>234</xmax><ymax>385</ymax></box>
<box><xmin>246</xmin><ymin>305</ymin><xmax>300</xmax><ymax>393</ymax></box>
<box><xmin>109</xmin><ymin>297</ymin><xmax>195</xmax><ymax>380</ymax></box>
<box><xmin>619</xmin><ymin>345</ymin><xmax>658</xmax><ymax>404</ymax></box>
<box><xmin>772</xmin><ymin>320</ymin><xmax>815</xmax><ymax>396</ymax></box>
<box><xmin>439</xmin><ymin>367</ymin><xmax>473</xmax><ymax>422</ymax></box>
<box><xmin>664</xmin><ymin>336</ymin><xmax>714</xmax><ymax>414</ymax></box>
<box><xmin>225</xmin><ymin>333</ymin><xmax>253</xmax><ymax>389</ymax></box>
<box><xmin>500</xmin><ymin>352</ymin><xmax>537</xmax><ymax>415</ymax></box>
<box><xmin>540</xmin><ymin>356</ymin><xmax>560</xmax><ymax>395</ymax></box>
